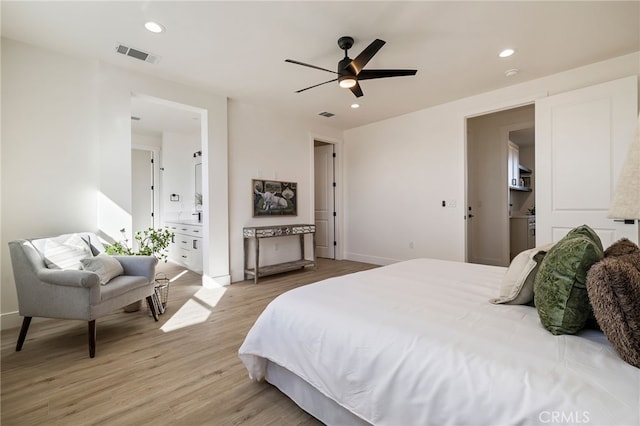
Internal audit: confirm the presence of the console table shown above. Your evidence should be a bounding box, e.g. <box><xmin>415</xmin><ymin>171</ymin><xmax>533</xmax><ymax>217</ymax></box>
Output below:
<box><xmin>243</xmin><ymin>224</ymin><xmax>316</xmax><ymax>283</ymax></box>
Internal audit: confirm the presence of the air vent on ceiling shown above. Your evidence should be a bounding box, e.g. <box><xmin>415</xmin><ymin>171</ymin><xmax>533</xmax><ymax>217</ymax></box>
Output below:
<box><xmin>115</xmin><ymin>44</ymin><xmax>160</xmax><ymax>64</ymax></box>
<box><xmin>318</xmin><ymin>111</ymin><xmax>335</xmax><ymax>118</ymax></box>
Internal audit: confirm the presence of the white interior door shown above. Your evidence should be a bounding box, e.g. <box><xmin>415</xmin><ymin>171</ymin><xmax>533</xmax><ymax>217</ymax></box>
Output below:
<box><xmin>536</xmin><ymin>75</ymin><xmax>638</xmax><ymax>247</ymax></box>
<box><xmin>132</xmin><ymin>149</ymin><xmax>154</xmax><ymax>250</ymax></box>
<box><xmin>314</xmin><ymin>143</ymin><xmax>335</xmax><ymax>259</ymax></box>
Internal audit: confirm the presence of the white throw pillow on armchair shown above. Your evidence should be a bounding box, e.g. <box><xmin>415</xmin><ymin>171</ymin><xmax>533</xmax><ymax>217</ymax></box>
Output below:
<box><xmin>42</xmin><ymin>234</ymin><xmax>93</xmax><ymax>270</ymax></box>
<box><xmin>81</xmin><ymin>253</ymin><xmax>124</xmax><ymax>285</ymax></box>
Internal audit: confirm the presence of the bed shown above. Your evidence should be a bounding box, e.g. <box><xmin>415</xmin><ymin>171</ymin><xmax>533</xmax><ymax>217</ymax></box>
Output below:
<box><xmin>238</xmin><ymin>258</ymin><xmax>640</xmax><ymax>425</ymax></box>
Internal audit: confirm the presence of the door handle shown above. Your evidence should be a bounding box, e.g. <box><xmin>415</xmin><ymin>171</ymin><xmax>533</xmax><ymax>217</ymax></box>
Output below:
<box><xmin>613</xmin><ymin>219</ymin><xmax>636</xmax><ymax>224</ymax></box>
<box><xmin>468</xmin><ymin>214</ymin><xmax>475</xmax><ymax>218</ymax></box>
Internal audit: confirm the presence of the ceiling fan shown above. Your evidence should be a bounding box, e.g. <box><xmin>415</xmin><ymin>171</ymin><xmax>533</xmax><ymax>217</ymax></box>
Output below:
<box><xmin>285</xmin><ymin>36</ymin><xmax>417</xmax><ymax>98</ymax></box>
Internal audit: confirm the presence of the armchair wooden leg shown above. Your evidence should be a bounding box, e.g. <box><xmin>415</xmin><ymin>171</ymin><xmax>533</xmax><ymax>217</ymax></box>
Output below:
<box><xmin>16</xmin><ymin>316</ymin><xmax>32</xmax><ymax>351</ymax></box>
<box><xmin>88</xmin><ymin>320</ymin><xmax>96</xmax><ymax>358</ymax></box>
<box><xmin>146</xmin><ymin>296</ymin><xmax>159</xmax><ymax>322</ymax></box>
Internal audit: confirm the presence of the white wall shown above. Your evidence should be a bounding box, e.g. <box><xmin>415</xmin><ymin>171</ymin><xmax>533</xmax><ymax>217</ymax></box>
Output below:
<box><xmin>343</xmin><ymin>52</ymin><xmax>639</xmax><ymax>265</ymax></box>
<box><xmin>132</xmin><ymin>132</ymin><xmax>162</xmax><ymax>150</ymax></box>
<box><xmin>1</xmin><ymin>38</ymin><xmax>229</xmax><ymax>329</ymax></box>
<box><xmin>227</xmin><ymin>100</ymin><xmax>343</xmax><ymax>283</ymax></box>
<box><xmin>2</xmin><ymin>39</ymin><xmax>100</xmax><ymax>327</ymax></box>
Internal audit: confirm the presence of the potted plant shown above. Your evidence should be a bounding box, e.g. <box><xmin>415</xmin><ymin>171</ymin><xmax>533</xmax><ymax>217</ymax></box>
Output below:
<box><xmin>105</xmin><ymin>228</ymin><xmax>174</xmax><ymax>312</ymax></box>
<box><xmin>105</xmin><ymin>228</ymin><xmax>174</xmax><ymax>262</ymax></box>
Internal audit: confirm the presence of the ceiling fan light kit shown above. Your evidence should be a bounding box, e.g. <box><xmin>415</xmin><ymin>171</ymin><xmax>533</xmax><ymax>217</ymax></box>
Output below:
<box><xmin>286</xmin><ymin>36</ymin><xmax>417</xmax><ymax>98</ymax></box>
<box><xmin>339</xmin><ymin>76</ymin><xmax>357</xmax><ymax>88</ymax></box>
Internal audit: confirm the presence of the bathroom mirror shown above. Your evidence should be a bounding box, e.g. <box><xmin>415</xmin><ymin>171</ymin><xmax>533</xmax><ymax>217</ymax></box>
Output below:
<box><xmin>195</xmin><ymin>163</ymin><xmax>202</xmax><ymax>207</ymax></box>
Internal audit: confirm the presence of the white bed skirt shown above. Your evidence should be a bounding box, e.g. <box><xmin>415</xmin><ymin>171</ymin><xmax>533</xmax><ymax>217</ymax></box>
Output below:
<box><xmin>266</xmin><ymin>360</ymin><xmax>371</xmax><ymax>425</ymax></box>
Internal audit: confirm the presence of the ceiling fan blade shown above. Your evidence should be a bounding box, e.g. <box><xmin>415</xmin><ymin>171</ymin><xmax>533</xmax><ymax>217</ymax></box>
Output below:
<box><xmin>295</xmin><ymin>78</ymin><xmax>338</xmax><ymax>93</ymax></box>
<box><xmin>357</xmin><ymin>69</ymin><xmax>418</xmax><ymax>80</ymax></box>
<box><xmin>285</xmin><ymin>59</ymin><xmax>338</xmax><ymax>75</ymax></box>
<box><xmin>347</xmin><ymin>39</ymin><xmax>386</xmax><ymax>75</ymax></box>
<box><xmin>349</xmin><ymin>82</ymin><xmax>364</xmax><ymax>98</ymax></box>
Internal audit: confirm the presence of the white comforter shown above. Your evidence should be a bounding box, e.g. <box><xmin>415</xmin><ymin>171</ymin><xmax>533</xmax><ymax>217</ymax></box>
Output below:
<box><xmin>239</xmin><ymin>258</ymin><xmax>640</xmax><ymax>425</ymax></box>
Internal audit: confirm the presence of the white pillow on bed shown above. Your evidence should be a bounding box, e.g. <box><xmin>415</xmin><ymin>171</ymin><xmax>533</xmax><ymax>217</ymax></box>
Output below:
<box><xmin>490</xmin><ymin>243</ymin><xmax>554</xmax><ymax>305</ymax></box>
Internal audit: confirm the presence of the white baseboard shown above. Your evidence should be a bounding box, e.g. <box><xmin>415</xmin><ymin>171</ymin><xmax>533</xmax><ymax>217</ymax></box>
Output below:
<box><xmin>203</xmin><ymin>273</ymin><xmax>231</xmax><ymax>287</ymax></box>
<box><xmin>344</xmin><ymin>252</ymin><xmax>399</xmax><ymax>266</ymax></box>
<box><xmin>1</xmin><ymin>311</ymin><xmax>52</xmax><ymax>331</ymax></box>
<box><xmin>1</xmin><ymin>311</ymin><xmax>22</xmax><ymax>331</ymax></box>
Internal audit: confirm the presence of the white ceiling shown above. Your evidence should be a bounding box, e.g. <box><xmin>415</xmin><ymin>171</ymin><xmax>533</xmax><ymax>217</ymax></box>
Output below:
<box><xmin>3</xmin><ymin>1</ymin><xmax>639</xmax><ymax>133</ymax></box>
<box><xmin>509</xmin><ymin>127</ymin><xmax>535</xmax><ymax>147</ymax></box>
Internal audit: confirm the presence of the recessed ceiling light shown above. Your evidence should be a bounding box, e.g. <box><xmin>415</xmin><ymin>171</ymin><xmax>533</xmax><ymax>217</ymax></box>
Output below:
<box><xmin>505</xmin><ymin>68</ymin><xmax>519</xmax><ymax>77</ymax></box>
<box><xmin>351</xmin><ymin>103</ymin><xmax>360</xmax><ymax>109</ymax></box>
<box><xmin>145</xmin><ymin>21</ymin><xmax>165</xmax><ymax>33</ymax></box>
<box><xmin>499</xmin><ymin>48</ymin><xmax>515</xmax><ymax>58</ymax></box>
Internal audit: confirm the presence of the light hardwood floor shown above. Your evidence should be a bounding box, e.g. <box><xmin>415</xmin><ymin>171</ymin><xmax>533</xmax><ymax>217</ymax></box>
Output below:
<box><xmin>1</xmin><ymin>258</ymin><xmax>376</xmax><ymax>426</ymax></box>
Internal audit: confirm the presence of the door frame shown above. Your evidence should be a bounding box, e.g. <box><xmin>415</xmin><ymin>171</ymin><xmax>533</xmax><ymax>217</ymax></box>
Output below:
<box><xmin>463</xmin><ymin>93</ymin><xmax>546</xmax><ymax>263</ymax></box>
<box><xmin>309</xmin><ymin>133</ymin><xmax>343</xmax><ymax>260</ymax></box>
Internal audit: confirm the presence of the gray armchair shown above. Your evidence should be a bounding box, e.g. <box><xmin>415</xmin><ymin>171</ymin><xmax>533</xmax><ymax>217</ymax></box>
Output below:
<box><xmin>8</xmin><ymin>232</ymin><xmax>159</xmax><ymax>358</ymax></box>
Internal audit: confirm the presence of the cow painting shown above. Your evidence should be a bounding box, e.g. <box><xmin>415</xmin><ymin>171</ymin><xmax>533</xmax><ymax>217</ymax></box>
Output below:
<box><xmin>253</xmin><ymin>180</ymin><xmax>297</xmax><ymax>216</ymax></box>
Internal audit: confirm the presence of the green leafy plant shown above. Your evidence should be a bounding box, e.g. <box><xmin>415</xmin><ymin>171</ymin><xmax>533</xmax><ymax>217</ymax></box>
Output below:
<box><xmin>105</xmin><ymin>228</ymin><xmax>175</xmax><ymax>263</ymax></box>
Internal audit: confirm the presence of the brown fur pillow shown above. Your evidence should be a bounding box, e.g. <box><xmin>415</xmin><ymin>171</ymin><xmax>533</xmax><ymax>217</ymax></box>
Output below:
<box><xmin>604</xmin><ymin>238</ymin><xmax>640</xmax><ymax>271</ymax></box>
<box><xmin>604</xmin><ymin>238</ymin><xmax>639</xmax><ymax>257</ymax></box>
<box><xmin>586</xmin><ymin>257</ymin><xmax>640</xmax><ymax>368</ymax></box>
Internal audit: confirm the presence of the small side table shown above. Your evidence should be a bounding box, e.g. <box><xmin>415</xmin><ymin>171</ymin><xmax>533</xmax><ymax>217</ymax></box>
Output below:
<box><xmin>243</xmin><ymin>224</ymin><xmax>316</xmax><ymax>283</ymax></box>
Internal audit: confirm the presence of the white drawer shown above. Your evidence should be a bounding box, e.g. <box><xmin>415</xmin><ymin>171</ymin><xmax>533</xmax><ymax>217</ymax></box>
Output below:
<box><xmin>164</xmin><ymin>222</ymin><xmax>202</xmax><ymax>237</ymax></box>
<box><xmin>177</xmin><ymin>237</ymin><xmax>190</xmax><ymax>250</ymax></box>
<box><xmin>181</xmin><ymin>226</ymin><xmax>202</xmax><ymax>237</ymax></box>
<box><xmin>177</xmin><ymin>237</ymin><xmax>200</xmax><ymax>250</ymax></box>
<box><xmin>176</xmin><ymin>248</ymin><xmax>190</xmax><ymax>262</ymax></box>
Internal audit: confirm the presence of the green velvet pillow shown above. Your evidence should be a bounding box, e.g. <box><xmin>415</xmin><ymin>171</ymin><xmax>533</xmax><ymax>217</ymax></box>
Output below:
<box><xmin>566</xmin><ymin>224</ymin><xmax>604</xmax><ymax>252</ymax></box>
<box><xmin>534</xmin><ymin>229</ymin><xmax>604</xmax><ymax>335</ymax></box>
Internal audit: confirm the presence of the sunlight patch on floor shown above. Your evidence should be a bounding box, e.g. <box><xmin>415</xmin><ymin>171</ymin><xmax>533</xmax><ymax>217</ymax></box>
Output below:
<box><xmin>169</xmin><ymin>270</ymin><xmax>189</xmax><ymax>282</ymax></box>
<box><xmin>160</xmin><ymin>286</ymin><xmax>227</xmax><ymax>332</ymax></box>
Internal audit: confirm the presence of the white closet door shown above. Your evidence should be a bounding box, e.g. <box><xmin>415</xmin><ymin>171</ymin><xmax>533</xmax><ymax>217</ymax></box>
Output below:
<box><xmin>536</xmin><ymin>75</ymin><xmax>638</xmax><ymax>247</ymax></box>
<box><xmin>314</xmin><ymin>143</ymin><xmax>335</xmax><ymax>259</ymax></box>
